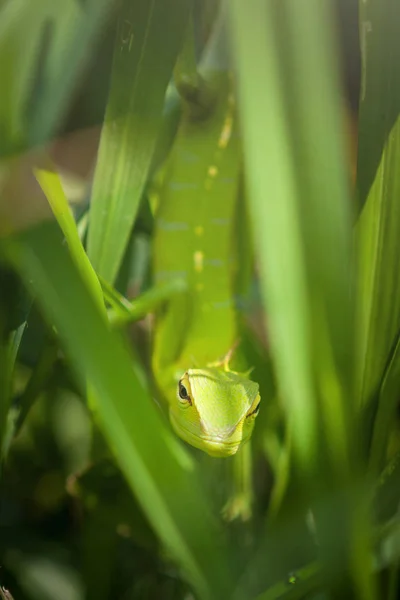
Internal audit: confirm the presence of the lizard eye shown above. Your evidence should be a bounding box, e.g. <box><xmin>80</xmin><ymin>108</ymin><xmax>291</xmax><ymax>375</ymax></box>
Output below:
<box><xmin>246</xmin><ymin>400</ymin><xmax>260</xmax><ymax>419</ymax></box>
<box><xmin>179</xmin><ymin>382</ymin><xmax>188</xmax><ymax>399</ymax></box>
<box><xmin>178</xmin><ymin>381</ymin><xmax>191</xmax><ymax>404</ymax></box>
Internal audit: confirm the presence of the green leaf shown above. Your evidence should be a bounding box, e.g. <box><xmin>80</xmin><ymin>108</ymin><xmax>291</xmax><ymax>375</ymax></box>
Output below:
<box><xmin>369</xmin><ymin>331</ymin><xmax>400</xmax><ymax>474</ymax></box>
<box><xmin>229</xmin><ymin>0</ymin><xmax>353</xmax><ymax>476</ymax></box>
<box><xmin>0</xmin><ymin>0</ymin><xmax>46</xmax><ymax>153</ymax></box>
<box><xmin>87</xmin><ymin>0</ymin><xmax>191</xmax><ymax>283</ymax></box>
<box><xmin>374</xmin><ymin>448</ymin><xmax>400</xmax><ymax>523</ymax></box>
<box><xmin>2</xmin><ymin>221</ymin><xmax>232</xmax><ymax>600</ymax></box>
<box><xmin>0</xmin><ymin>319</ymin><xmax>30</xmax><ymax>461</ymax></box>
<box><xmin>34</xmin><ymin>167</ymin><xmax>104</xmax><ymax>312</ymax></box>
<box><xmin>0</xmin><ymin>264</ymin><xmax>32</xmax><ymax>462</ymax></box>
<box><xmin>355</xmin><ymin>0</ymin><xmax>400</xmax><ymax>472</ymax></box>
<box><xmin>356</xmin><ymin>1</ymin><xmax>400</xmax><ymax>212</ymax></box>
<box><xmin>0</xmin><ymin>0</ymin><xmax>113</xmax><ymax>154</ymax></box>
<box><xmin>229</xmin><ymin>0</ymin><xmax>374</xmax><ymax>598</ymax></box>
<box><xmin>29</xmin><ymin>0</ymin><xmax>113</xmax><ymax>147</ymax></box>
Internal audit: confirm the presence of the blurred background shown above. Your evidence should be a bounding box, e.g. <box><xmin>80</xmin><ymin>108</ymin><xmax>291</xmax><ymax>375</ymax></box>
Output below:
<box><xmin>2</xmin><ymin>0</ymin><xmax>400</xmax><ymax>599</ymax></box>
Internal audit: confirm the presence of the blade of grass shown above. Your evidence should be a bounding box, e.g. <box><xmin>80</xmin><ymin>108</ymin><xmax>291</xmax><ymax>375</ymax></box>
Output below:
<box><xmin>230</xmin><ymin>0</ymin><xmax>374</xmax><ymax>598</ymax></box>
<box><xmin>230</xmin><ymin>0</ymin><xmax>314</xmax><ymax>469</ymax></box>
<box><xmin>28</xmin><ymin>0</ymin><xmax>113</xmax><ymax>147</ymax></box>
<box><xmin>2</xmin><ymin>221</ymin><xmax>232</xmax><ymax>600</ymax></box>
<box><xmin>356</xmin><ymin>158</ymin><xmax>400</xmax><ymax>418</ymax></box>
<box><xmin>87</xmin><ymin>0</ymin><xmax>191</xmax><ymax>284</ymax></box>
<box><xmin>356</xmin><ymin>0</ymin><xmax>400</xmax><ymax>212</ymax></box>
<box><xmin>369</xmin><ymin>330</ymin><xmax>400</xmax><ymax>474</ymax></box>
<box><xmin>0</xmin><ymin>0</ymin><xmax>46</xmax><ymax>154</ymax></box>
<box><xmin>0</xmin><ymin>324</ymin><xmax>8</xmax><ymax>465</ymax></box>
<box><xmin>0</xmin><ymin>0</ymin><xmax>113</xmax><ymax>154</ymax></box>
<box><xmin>1</xmin><ymin>333</ymin><xmax>57</xmax><ymax>461</ymax></box>
<box><xmin>355</xmin><ymin>0</ymin><xmax>400</xmax><ymax>471</ymax></box>
<box><xmin>374</xmin><ymin>448</ymin><xmax>400</xmax><ymax>523</ymax></box>
<box><xmin>0</xmin><ymin>292</ymin><xmax>32</xmax><ymax>463</ymax></box>
<box><xmin>34</xmin><ymin>167</ymin><xmax>103</xmax><ymax>312</ymax></box>
<box><xmin>229</xmin><ymin>0</ymin><xmax>354</xmax><ymax>478</ymax></box>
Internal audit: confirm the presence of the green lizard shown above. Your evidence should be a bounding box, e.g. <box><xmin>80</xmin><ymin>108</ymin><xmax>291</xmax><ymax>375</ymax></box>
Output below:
<box><xmin>151</xmin><ymin>14</ymin><xmax>260</xmax><ymax>516</ymax></box>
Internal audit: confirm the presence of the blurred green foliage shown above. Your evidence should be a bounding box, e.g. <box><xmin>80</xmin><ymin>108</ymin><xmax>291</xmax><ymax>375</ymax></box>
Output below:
<box><xmin>1</xmin><ymin>1</ymin><xmax>400</xmax><ymax>600</ymax></box>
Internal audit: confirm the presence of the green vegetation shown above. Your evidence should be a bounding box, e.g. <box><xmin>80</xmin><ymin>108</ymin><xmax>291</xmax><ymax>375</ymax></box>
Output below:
<box><xmin>1</xmin><ymin>0</ymin><xmax>400</xmax><ymax>599</ymax></box>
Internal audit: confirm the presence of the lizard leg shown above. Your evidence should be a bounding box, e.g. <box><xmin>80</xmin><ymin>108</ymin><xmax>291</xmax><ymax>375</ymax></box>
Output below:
<box><xmin>207</xmin><ymin>338</ymin><xmax>241</xmax><ymax>371</ymax></box>
<box><xmin>222</xmin><ymin>441</ymin><xmax>253</xmax><ymax>522</ymax></box>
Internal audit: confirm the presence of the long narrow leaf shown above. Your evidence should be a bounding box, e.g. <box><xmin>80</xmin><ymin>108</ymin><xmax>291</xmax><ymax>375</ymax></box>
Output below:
<box><xmin>87</xmin><ymin>0</ymin><xmax>191</xmax><ymax>283</ymax></box>
<box><xmin>355</xmin><ymin>0</ymin><xmax>400</xmax><ymax>473</ymax></box>
<box><xmin>29</xmin><ymin>0</ymin><xmax>113</xmax><ymax>147</ymax></box>
<box><xmin>229</xmin><ymin>0</ymin><xmax>353</xmax><ymax>474</ymax></box>
<box><xmin>0</xmin><ymin>0</ymin><xmax>45</xmax><ymax>153</ymax></box>
<box><xmin>230</xmin><ymin>1</ymin><xmax>374</xmax><ymax>598</ymax></box>
<box><xmin>0</xmin><ymin>278</ymin><xmax>31</xmax><ymax>462</ymax></box>
<box><xmin>34</xmin><ymin>167</ymin><xmax>104</xmax><ymax>312</ymax></box>
<box><xmin>0</xmin><ymin>0</ymin><xmax>113</xmax><ymax>153</ymax></box>
<box><xmin>2</xmin><ymin>222</ymin><xmax>232</xmax><ymax>600</ymax></box>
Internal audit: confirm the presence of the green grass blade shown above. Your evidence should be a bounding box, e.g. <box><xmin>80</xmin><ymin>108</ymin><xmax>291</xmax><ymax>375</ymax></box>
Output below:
<box><xmin>0</xmin><ymin>323</ymin><xmax>27</xmax><ymax>461</ymax></box>
<box><xmin>29</xmin><ymin>0</ymin><xmax>113</xmax><ymax>147</ymax></box>
<box><xmin>87</xmin><ymin>0</ymin><xmax>191</xmax><ymax>283</ymax></box>
<box><xmin>0</xmin><ymin>0</ymin><xmax>45</xmax><ymax>153</ymax></box>
<box><xmin>2</xmin><ymin>222</ymin><xmax>232</xmax><ymax>600</ymax></box>
<box><xmin>374</xmin><ymin>449</ymin><xmax>400</xmax><ymax>523</ymax></box>
<box><xmin>0</xmin><ymin>268</ymin><xmax>31</xmax><ymax>462</ymax></box>
<box><xmin>6</xmin><ymin>321</ymin><xmax>27</xmax><ymax>393</ymax></box>
<box><xmin>369</xmin><ymin>332</ymin><xmax>400</xmax><ymax>474</ymax></box>
<box><xmin>229</xmin><ymin>0</ymin><xmax>353</xmax><ymax>473</ymax></box>
<box><xmin>1</xmin><ymin>332</ymin><xmax>56</xmax><ymax>461</ymax></box>
<box><xmin>230</xmin><ymin>0</ymin><xmax>374</xmax><ymax>598</ymax></box>
<box><xmin>355</xmin><ymin>0</ymin><xmax>400</xmax><ymax>470</ymax></box>
<box><xmin>34</xmin><ymin>167</ymin><xmax>104</xmax><ymax>312</ymax></box>
<box><xmin>0</xmin><ymin>0</ymin><xmax>112</xmax><ymax>153</ymax></box>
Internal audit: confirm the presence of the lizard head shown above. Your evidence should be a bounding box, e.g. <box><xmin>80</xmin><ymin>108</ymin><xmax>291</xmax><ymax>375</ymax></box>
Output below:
<box><xmin>169</xmin><ymin>367</ymin><xmax>260</xmax><ymax>457</ymax></box>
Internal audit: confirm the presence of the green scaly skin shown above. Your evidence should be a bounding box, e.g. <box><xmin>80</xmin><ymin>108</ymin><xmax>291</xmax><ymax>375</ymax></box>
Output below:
<box><xmin>151</xmin><ymin>70</ymin><xmax>260</xmax><ymax>520</ymax></box>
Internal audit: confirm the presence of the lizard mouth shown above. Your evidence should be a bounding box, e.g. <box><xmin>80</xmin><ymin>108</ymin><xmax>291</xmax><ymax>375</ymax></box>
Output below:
<box><xmin>169</xmin><ymin>412</ymin><xmax>250</xmax><ymax>458</ymax></box>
